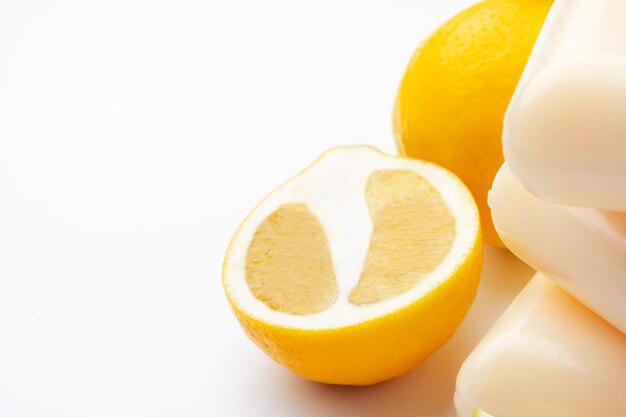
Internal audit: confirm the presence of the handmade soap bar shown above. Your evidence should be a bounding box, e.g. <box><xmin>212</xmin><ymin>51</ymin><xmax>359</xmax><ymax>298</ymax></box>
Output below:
<box><xmin>489</xmin><ymin>163</ymin><xmax>626</xmax><ymax>333</ymax></box>
<box><xmin>455</xmin><ymin>274</ymin><xmax>626</xmax><ymax>417</ymax></box>
<box><xmin>503</xmin><ymin>0</ymin><xmax>626</xmax><ymax>210</ymax></box>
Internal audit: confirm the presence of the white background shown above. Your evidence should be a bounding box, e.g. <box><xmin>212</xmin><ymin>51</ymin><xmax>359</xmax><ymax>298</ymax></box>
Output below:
<box><xmin>0</xmin><ymin>1</ymin><xmax>535</xmax><ymax>416</ymax></box>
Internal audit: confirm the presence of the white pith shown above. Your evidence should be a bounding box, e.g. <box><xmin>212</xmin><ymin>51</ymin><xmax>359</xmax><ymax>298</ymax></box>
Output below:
<box><xmin>223</xmin><ymin>146</ymin><xmax>479</xmax><ymax>329</ymax></box>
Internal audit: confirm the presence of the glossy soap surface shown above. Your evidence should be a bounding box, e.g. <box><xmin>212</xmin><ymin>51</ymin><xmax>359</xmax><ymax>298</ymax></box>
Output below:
<box><xmin>455</xmin><ymin>274</ymin><xmax>626</xmax><ymax>417</ymax></box>
<box><xmin>489</xmin><ymin>163</ymin><xmax>626</xmax><ymax>333</ymax></box>
<box><xmin>503</xmin><ymin>0</ymin><xmax>626</xmax><ymax>210</ymax></box>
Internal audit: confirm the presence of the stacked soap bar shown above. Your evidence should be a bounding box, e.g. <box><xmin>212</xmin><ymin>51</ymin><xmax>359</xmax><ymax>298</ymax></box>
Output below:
<box><xmin>490</xmin><ymin>164</ymin><xmax>626</xmax><ymax>333</ymax></box>
<box><xmin>456</xmin><ymin>0</ymin><xmax>626</xmax><ymax>415</ymax></box>
<box><xmin>503</xmin><ymin>0</ymin><xmax>626</xmax><ymax>210</ymax></box>
<box><xmin>455</xmin><ymin>274</ymin><xmax>626</xmax><ymax>417</ymax></box>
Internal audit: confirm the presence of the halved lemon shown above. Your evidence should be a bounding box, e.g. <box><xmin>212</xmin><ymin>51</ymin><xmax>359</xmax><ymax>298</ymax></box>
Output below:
<box><xmin>222</xmin><ymin>146</ymin><xmax>482</xmax><ymax>385</ymax></box>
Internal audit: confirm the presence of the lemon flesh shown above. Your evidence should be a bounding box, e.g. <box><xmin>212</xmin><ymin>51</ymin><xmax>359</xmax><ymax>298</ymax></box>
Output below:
<box><xmin>350</xmin><ymin>170</ymin><xmax>455</xmax><ymax>305</ymax></box>
<box><xmin>246</xmin><ymin>203</ymin><xmax>338</xmax><ymax>315</ymax></box>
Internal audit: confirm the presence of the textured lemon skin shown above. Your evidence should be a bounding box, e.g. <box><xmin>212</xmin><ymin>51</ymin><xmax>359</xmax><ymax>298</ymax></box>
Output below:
<box><xmin>225</xmin><ymin>232</ymin><xmax>482</xmax><ymax>386</ymax></box>
<box><xmin>393</xmin><ymin>0</ymin><xmax>552</xmax><ymax>248</ymax></box>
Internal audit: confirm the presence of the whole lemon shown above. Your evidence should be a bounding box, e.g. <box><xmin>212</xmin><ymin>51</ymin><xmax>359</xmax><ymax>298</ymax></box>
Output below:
<box><xmin>393</xmin><ymin>0</ymin><xmax>553</xmax><ymax>247</ymax></box>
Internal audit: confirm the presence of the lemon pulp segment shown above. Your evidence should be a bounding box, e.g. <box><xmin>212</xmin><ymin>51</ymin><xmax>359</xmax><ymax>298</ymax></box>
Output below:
<box><xmin>246</xmin><ymin>203</ymin><xmax>338</xmax><ymax>315</ymax></box>
<box><xmin>350</xmin><ymin>170</ymin><xmax>455</xmax><ymax>305</ymax></box>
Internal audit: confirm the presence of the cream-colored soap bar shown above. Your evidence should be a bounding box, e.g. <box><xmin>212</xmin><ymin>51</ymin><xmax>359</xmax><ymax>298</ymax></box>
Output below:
<box><xmin>455</xmin><ymin>273</ymin><xmax>626</xmax><ymax>417</ymax></box>
<box><xmin>489</xmin><ymin>163</ymin><xmax>626</xmax><ymax>333</ymax></box>
<box><xmin>503</xmin><ymin>0</ymin><xmax>626</xmax><ymax>210</ymax></box>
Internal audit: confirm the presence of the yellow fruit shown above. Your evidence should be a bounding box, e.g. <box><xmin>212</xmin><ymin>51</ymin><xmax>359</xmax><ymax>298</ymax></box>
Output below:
<box><xmin>393</xmin><ymin>0</ymin><xmax>553</xmax><ymax>247</ymax></box>
<box><xmin>223</xmin><ymin>146</ymin><xmax>482</xmax><ymax>385</ymax></box>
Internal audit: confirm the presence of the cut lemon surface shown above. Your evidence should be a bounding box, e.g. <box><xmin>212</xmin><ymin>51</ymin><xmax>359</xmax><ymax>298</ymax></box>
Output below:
<box><xmin>222</xmin><ymin>146</ymin><xmax>482</xmax><ymax>385</ymax></box>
